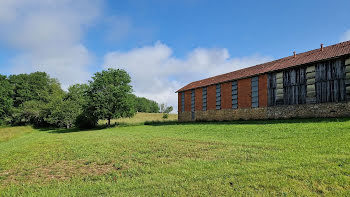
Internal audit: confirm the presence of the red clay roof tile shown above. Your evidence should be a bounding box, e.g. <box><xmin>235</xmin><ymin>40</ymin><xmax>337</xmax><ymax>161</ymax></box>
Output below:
<box><xmin>176</xmin><ymin>41</ymin><xmax>350</xmax><ymax>92</ymax></box>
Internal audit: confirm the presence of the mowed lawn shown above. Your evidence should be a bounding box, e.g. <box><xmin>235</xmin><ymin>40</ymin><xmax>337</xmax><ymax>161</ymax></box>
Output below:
<box><xmin>1</xmin><ymin>118</ymin><xmax>350</xmax><ymax>196</ymax></box>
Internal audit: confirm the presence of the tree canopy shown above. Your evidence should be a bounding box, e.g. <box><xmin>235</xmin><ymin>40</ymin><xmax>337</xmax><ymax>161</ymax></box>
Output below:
<box><xmin>0</xmin><ymin>68</ymin><xmax>164</xmax><ymax>128</ymax></box>
<box><xmin>0</xmin><ymin>75</ymin><xmax>13</xmax><ymax>122</ymax></box>
<box><xmin>9</xmin><ymin>72</ymin><xmax>64</xmax><ymax>107</ymax></box>
<box><xmin>133</xmin><ymin>96</ymin><xmax>160</xmax><ymax>113</ymax></box>
<box><xmin>88</xmin><ymin>68</ymin><xmax>135</xmax><ymax>126</ymax></box>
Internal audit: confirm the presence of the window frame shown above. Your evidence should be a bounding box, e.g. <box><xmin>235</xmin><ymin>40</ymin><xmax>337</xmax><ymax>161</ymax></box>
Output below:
<box><xmin>216</xmin><ymin>84</ymin><xmax>221</xmax><ymax>110</ymax></box>
<box><xmin>181</xmin><ymin>92</ymin><xmax>185</xmax><ymax>112</ymax></box>
<box><xmin>202</xmin><ymin>87</ymin><xmax>207</xmax><ymax>111</ymax></box>
<box><xmin>191</xmin><ymin>89</ymin><xmax>195</xmax><ymax>112</ymax></box>
<box><xmin>251</xmin><ymin>76</ymin><xmax>259</xmax><ymax>108</ymax></box>
<box><xmin>232</xmin><ymin>81</ymin><xmax>238</xmax><ymax>109</ymax></box>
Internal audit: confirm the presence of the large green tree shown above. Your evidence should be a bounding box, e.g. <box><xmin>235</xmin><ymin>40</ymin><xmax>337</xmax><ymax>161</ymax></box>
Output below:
<box><xmin>9</xmin><ymin>72</ymin><xmax>65</xmax><ymax>126</ymax></box>
<box><xmin>46</xmin><ymin>84</ymin><xmax>89</xmax><ymax>128</ymax></box>
<box><xmin>12</xmin><ymin>100</ymin><xmax>47</xmax><ymax>126</ymax></box>
<box><xmin>65</xmin><ymin>84</ymin><xmax>89</xmax><ymax>107</ymax></box>
<box><xmin>9</xmin><ymin>72</ymin><xmax>64</xmax><ymax>107</ymax></box>
<box><xmin>88</xmin><ymin>68</ymin><xmax>135</xmax><ymax>126</ymax></box>
<box><xmin>46</xmin><ymin>99</ymin><xmax>82</xmax><ymax>129</ymax></box>
<box><xmin>0</xmin><ymin>75</ymin><xmax>13</xmax><ymax>124</ymax></box>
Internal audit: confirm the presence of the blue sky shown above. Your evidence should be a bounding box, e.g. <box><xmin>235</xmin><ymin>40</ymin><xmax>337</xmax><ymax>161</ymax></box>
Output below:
<box><xmin>0</xmin><ymin>0</ymin><xmax>350</xmax><ymax>111</ymax></box>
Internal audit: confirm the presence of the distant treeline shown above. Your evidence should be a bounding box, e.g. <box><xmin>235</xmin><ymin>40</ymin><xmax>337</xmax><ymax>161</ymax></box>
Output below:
<box><xmin>0</xmin><ymin>69</ymin><xmax>162</xmax><ymax>128</ymax></box>
<box><xmin>132</xmin><ymin>96</ymin><xmax>159</xmax><ymax>113</ymax></box>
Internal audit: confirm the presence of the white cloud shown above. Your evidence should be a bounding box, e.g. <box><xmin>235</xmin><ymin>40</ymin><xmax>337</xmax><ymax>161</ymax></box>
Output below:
<box><xmin>10</xmin><ymin>45</ymin><xmax>92</xmax><ymax>90</ymax></box>
<box><xmin>340</xmin><ymin>29</ymin><xmax>350</xmax><ymax>42</ymax></box>
<box><xmin>103</xmin><ymin>42</ymin><xmax>273</xmax><ymax>113</ymax></box>
<box><xmin>0</xmin><ymin>1</ymin><xmax>274</xmax><ymax>113</ymax></box>
<box><xmin>0</xmin><ymin>0</ymin><xmax>103</xmax><ymax>89</ymax></box>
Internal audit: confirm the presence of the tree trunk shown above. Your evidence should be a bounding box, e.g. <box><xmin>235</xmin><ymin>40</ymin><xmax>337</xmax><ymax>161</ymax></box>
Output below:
<box><xmin>108</xmin><ymin>118</ymin><xmax>111</xmax><ymax>127</ymax></box>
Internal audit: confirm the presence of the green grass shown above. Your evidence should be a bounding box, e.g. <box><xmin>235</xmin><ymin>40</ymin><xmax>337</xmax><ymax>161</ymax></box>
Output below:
<box><xmin>0</xmin><ymin>126</ymin><xmax>34</xmax><ymax>143</ymax></box>
<box><xmin>98</xmin><ymin>112</ymin><xmax>178</xmax><ymax>126</ymax></box>
<box><xmin>1</xmin><ymin>118</ymin><xmax>350</xmax><ymax>196</ymax></box>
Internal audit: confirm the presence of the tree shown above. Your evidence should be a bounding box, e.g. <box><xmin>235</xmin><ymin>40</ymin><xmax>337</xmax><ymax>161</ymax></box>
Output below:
<box><xmin>0</xmin><ymin>75</ymin><xmax>13</xmax><ymax>124</ymax></box>
<box><xmin>133</xmin><ymin>96</ymin><xmax>160</xmax><ymax>113</ymax></box>
<box><xmin>164</xmin><ymin>106</ymin><xmax>173</xmax><ymax>114</ymax></box>
<box><xmin>160</xmin><ymin>103</ymin><xmax>165</xmax><ymax>113</ymax></box>
<box><xmin>11</xmin><ymin>100</ymin><xmax>47</xmax><ymax>126</ymax></box>
<box><xmin>8</xmin><ymin>72</ymin><xmax>65</xmax><ymax>126</ymax></box>
<box><xmin>160</xmin><ymin>103</ymin><xmax>173</xmax><ymax>120</ymax></box>
<box><xmin>160</xmin><ymin>103</ymin><xmax>173</xmax><ymax>113</ymax></box>
<box><xmin>149</xmin><ymin>100</ymin><xmax>160</xmax><ymax>113</ymax></box>
<box><xmin>65</xmin><ymin>84</ymin><xmax>89</xmax><ymax>107</ymax></box>
<box><xmin>88</xmin><ymin>68</ymin><xmax>135</xmax><ymax>127</ymax></box>
<box><xmin>46</xmin><ymin>84</ymin><xmax>91</xmax><ymax>129</ymax></box>
<box><xmin>46</xmin><ymin>99</ymin><xmax>81</xmax><ymax>129</ymax></box>
<box><xmin>9</xmin><ymin>72</ymin><xmax>65</xmax><ymax>107</ymax></box>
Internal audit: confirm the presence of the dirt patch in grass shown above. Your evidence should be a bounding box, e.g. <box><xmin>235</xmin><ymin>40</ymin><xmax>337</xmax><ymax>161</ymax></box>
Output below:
<box><xmin>0</xmin><ymin>160</ymin><xmax>126</xmax><ymax>185</ymax></box>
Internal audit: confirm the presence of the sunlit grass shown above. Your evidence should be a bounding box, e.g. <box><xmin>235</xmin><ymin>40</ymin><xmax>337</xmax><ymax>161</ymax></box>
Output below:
<box><xmin>98</xmin><ymin>112</ymin><xmax>178</xmax><ymax>125</ymax></box>
<box><xmin>1</xmin><ymin>118</ymin><xmax>350</xmax><ymax>196</ymax></box>
<box><xmin>0</xmin><ymin>126</ymin><xmax>34</xmax><ymax>143</ymax></box>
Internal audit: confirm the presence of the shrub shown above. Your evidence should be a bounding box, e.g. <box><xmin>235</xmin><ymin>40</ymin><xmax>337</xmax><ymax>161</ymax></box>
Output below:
<box><xmin>162</xmin><ymin>113</ymin><xmax>169</xmax><ymax>119</ymax></box>
<box><xmin>75</xmin><ymin>111</ymin><xmax>98</xmax><ymax>129</ymax></box>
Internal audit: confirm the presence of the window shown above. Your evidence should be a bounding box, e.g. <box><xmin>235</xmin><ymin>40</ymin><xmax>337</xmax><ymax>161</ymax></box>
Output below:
<box><xmin>267</xmin><ymin>73</ymin><xmax>276</xmax><ymax>106</ymax></box>
<box><xmin>191</xmin><ymin>89</ymin><xmax>195</xmax><ymax>112</ymax></box>
<box><xmin>216</xmin><ymin>84</ymin><xmax>221</xmax><ymax>110</ymax></box>
<box><xmin>275</xmin><ymin>72</ymin><xmax>284</xmax><ymax>105</ymax></box>
<box><xmin>306</xmin><ymin>65</ymin><xmax>316</xmax><ymax>103</ymax></box>
<box><xmin>346</xmin><ymin>58</ymin><xmax>350</xmax><ymax>100</ymax></box>
<box><xmin>232</xmin><ymin>81</ymin><xmax>238</xmax><ymax>109</ymax></box>
<box><xmin>181</xmin><ymin>92</ymin><xmax>185</xmax><ymax>112</ymax></box>
<box><xmin>283</xmin><ymin>67</ymin><xmax>306</xmax><ymax>105</ymax></box>
<box><xmin>315</xmin><ymin>59</ymin><xmax>346</xmax><ymax>103</ymax></box>
<box><xmin>202</xmin><ymin>87</ymin><xmax>207</xmax><ymax>111</ymax></box>
<box><xmin>251</xmin><ymin>76</ymin><xmax>259</xmax><ymax>108</ymax></box>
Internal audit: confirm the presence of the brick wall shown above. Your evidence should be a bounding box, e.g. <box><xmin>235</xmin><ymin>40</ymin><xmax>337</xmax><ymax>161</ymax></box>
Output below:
<box><xmin>178</xmin><ymin>93</ymin><xmax>182</xmax><ymax>113</ymax></box>
<box><xmin>207</xmin><ymin>85</ymin><xmax>216</xmax><ymax>110</ymax></box>
<box><xmin>221</xmin><ymin>82</ymin><xmax>232</xmax><ymax>109</ymax></box>
<box><xmin>184</xmin><ymin>90</ymin><xmax>191</xmax><ymax>112</ymax></box>
<box><xmin>259</xmin><ymin>74</ymin><xmax>268</xmax><ymax>107</ymax></box>
<box><xmin>238</xmin><ymin>78</ymin><xmax>252</xmax><ymax>108</ymax></box>
<box><xmin>195</xmin><ymin>88</ymin><xmax>203</xmax><ymax>111</ymax></box>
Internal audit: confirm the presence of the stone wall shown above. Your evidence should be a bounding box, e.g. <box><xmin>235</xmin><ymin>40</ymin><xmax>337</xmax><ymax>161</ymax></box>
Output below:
<box><xmin>178</xmin><ymin>101</ymin><xmax>350</xmax><ymax>122</ymax></box>
<box><xmin>267</xmin><ymin>102</ymin><xmax>350</xmax><ymax>119</ymax></box>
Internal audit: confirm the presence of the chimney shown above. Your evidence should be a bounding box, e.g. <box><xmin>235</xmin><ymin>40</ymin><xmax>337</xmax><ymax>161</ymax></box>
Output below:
<box><xmin>320</xmin><ymin>43</ymin><xmax>324</xmax><ymax>51</ymax></box>
<box><xmin>293</xmin><ymin>51</ymin><xmax>296</xmax><ymax>58</ymax></box>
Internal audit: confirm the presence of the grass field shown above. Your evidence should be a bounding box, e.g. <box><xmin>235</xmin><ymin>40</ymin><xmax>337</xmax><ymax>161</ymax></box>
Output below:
<box><xmin>98</xmin><ymin>112</ymin><xmax>177</xmax><ymax>125</ymax></box>
<box><xmin>1</xmin><ymin>116</ymin><xmax>350</xmax><ymax>196</ymax></box>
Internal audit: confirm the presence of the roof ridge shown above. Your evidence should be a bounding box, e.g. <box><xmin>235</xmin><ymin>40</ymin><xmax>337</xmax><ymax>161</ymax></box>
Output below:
<box><xmin>176</xmin><ymin>40</ymin><xmax>350</xmax><ymax>92</ymax></box>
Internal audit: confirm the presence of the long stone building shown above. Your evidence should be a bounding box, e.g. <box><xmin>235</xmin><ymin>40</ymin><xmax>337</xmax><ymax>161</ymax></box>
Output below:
<box><xmin>177</xmin><ymin>41</ymin><xmax>350</xmax><ymax>121</ymax></box>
